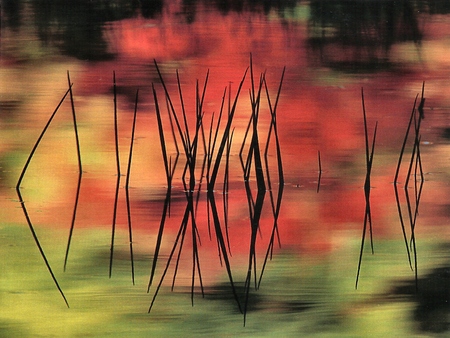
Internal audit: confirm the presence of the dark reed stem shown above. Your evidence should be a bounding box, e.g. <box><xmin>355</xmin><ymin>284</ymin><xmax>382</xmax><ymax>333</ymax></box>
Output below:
<box><xmin>204</xmin><ymin>68</ymin><xmax>249</xmax><ymax>316</ymax></box>
<box><xmin>266</xmin><ymin>70</ymin><xmax>285</xmax><ymax>243</ymax></box>
<box><xmin>243</xmin><ymin>57</ymin><xmax>267</xmax><ymax>326</ymax></box>
<box><xmin>209</xmin><ymin>89</ymin><xmax>227</xmax><ymax>169</ymax></box>
<box><xmin>239</xmin><ymin>114</ymin><xmax>253</xmax><ymax>177</ymax></box>
<box><xmin>223</xmin><ymin>129</ymin><xmax>235</xmax><ymax>255</ymax></box>
<box><xmin>404</xmin><ymin>184</ymin><xmax>418</xmax><ymax>291</ymax></box>
<box><xmin>148</xmin><ymin>83</ymin><xmax>174</xmax><ymax>290</ymax></box>
<box><xmin>151</xmin><ymin>65</ymin><xmax>208</xmax><ymax>309</ymax></box>
<box><xmin>177</xmin><ymin>70</ymin><xmax>190</xmax><ymax>148</ymax></box>
<box><xmin>208</xmin><ymin>67</ymin><xmax>248</xmax><ymax>189</ymax></box>
<box><xmin>171</xmin><ymin>210</ymin><xmax>189</xmax><ymax>291</ymax></box>
<box><xmin>109</xmin><ymin>71</ymin><xmax>121</xmax><ymax>278</ymax></box>
<box><xmin>258</xmin><ymin>69</ymin><xmax>285</xmax><ymax>288</ymax></box>
<box><xmin>404</xmin><ymin>128</ymin><xmax>418</xmax><ymax>190</ymax></box>
<box><xmin>64</xmin><ymin>71</ymin><xmax>83</xmax><ymax>272</ymax></box>
<box><xmin>154</xmin><ymin>60</ymin><xmax>188</xmax><ymax>156</ymax></box>
<box><xmin>16</xmin><ymin>86</ymin><xmax>72</xmax><ymax>308</ymax></box>
<box><xmin>148</xmin><ymin>207</ymin><xmax>190</xmax><ymax>312</ymax></box>
<box><xmin>124</xmin><ymin>88</ymin><xmax>139</xmax><ymax>285</ymax></box>
<box><xmin>355</xmin><ymin>209</ymin><xmax>369</xmax><ymax>289</ymax></box>
<box><xmin>207</xmin><ymin>190</ymin><xmax>243</xmax><ymax>314</ymax></box>
<box><xmin>418</xmin><ymin>81</ymin><xmax>425</xmax><ymax>120</ymax></box>
<box><xmin>317</xmin><ymin>150</ymin><xmax>322</xmax><ymax>193</ymax></box>
<box><xmin>393</xmin><ymin>96</ymin><xmax>418</xmax><ymax>270</ymax></box>
<box><xmin>414</xmin><ymin>137</ymin><xmax>420</xmax><ymax>214</ymax></box>
<box><xmin>408</xmin><ymin>84</ymin><xmax>425</xmax><ymax>292</ymax></box>
<box><xmin>413</xmin><ymin>137</ymin><xmax>424</xmax><ymax>224</ymax></box>
<box><xmin>147</xmin><ymin>187</ymin><xmax>171</xmax><ymax>292</ymax></box>
<box><xmin>394</xmin><ymin>183</ymin><xmax>413</xmax><ymax>270</ymax></box>
<box><xmin>394</xmin><ymin>95</ymin><xmax>418</xmax><ymax>184</ymax></box>
<box><xmin>166</xmin><ymin>95</ymin><xmax>180</xmax><ymax>155</ymax></box>
<box><xmin>367</xmin><ymin>122</ymin><xmax>377</xmax><ymax>254</ymax></box>
<box><xmin>361</xmin><ymin>88</ymin><xmax>375</xmax><ymax>254</ymax></box>
<box><xmin>356</xmin><ymin>88</ymin><xmax>377</xmax><ymax>289</ymax></box>
<box><xmin>206</xmin><ymin>113</ymin><xmax>215</xmax><ymax>240</ymax></box>
<box><xmin>191</xmin><ymin>204</ymin><xmax>205</xmax><ymax>304</ymax></box>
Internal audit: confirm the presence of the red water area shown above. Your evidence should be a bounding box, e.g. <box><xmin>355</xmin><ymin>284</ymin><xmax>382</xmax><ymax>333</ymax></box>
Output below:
<box><xmin>5</xmin><ymin>1</ymin><xmax>449</xmax><ymax>263</ymax></box>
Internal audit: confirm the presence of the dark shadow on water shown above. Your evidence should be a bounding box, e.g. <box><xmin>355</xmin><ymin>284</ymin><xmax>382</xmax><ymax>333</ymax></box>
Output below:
<box><xmin>29</xmin><ymin>0</ymin><xmax>144</xmax><ymax>60</ymax></box>
<box><xmin>307</xmin><ymin>0</ymin><xmax>424</xmax><ymax>73</ymax></box>
<box><xmin>5</xmin><ymin>0</ymin><xmax>446</xmax><ymax>69</ymax></box>
<box><xmin>442</xmin><ymin>127</ymin><xmax>450</xmax><ymax>140</ymax></box>
<box><xmin>388</xmin><ymin>263</ymin><xmax>450</xmax><ymax>333</ymax></box>
<box><xmin>141</xmin><ymin>0</ymin><xmax>164</xmax><ymax>19</ymax></box>
<box><xmin>427</xmin><ymin>0</ymin><xmax>450</xmax><ymax>14</ymax></box>
<box><xmin>203</xmin><ymin>282</ymin><xmax>264</xmax><ymax>314</ymax></box>
<box><xmin>2</xmin><ymin>0</ymin><xmax>22</xmax><ymax>31</ymax></box>
<box><xmin>203</xmin><ymin>281</ymin><xmax>315</xmax><ymax>316</ymax></box>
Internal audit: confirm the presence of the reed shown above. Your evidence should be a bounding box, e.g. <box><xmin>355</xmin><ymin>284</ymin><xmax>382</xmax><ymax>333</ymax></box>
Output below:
<box><xmin>147</xmin><ymin>83</ymin><xmax>173</xmax><ymax>291</ymax></box>
<box><xmin>241</xmin><ymin>55</ymin><xmax>267</xmax><ymax>326</ymax></box>
<box><xmin>64</xmin><ymin>71</ymin><xmax>83</xmax><ymax>272</ymax></box>
<box><xmin>223</xmin><ymin>128</ymin><xmax>235</xmax><ymax>255</ymax></box>
<box><xmin>317</xmin><ymin>150</ymin><xmax>322</xmax><ymax>193</ymax></box>
<box><xmin>205</xmin><ymin>66</ymin><xmax>249</xmax><ymax>315</ymax></box>
<box><xmin>258</xmin><ymin>68</ymin><xmax>285</xmax><ymax>289</ymax></box>
<box><xmin>16</xmin><ymin>86</ymin><xmax>72</xmax><ymax>308</ymax></box>
<box><xmin>393</xmin><ymin>95</ymin><xmax>418</xmax><ymax>270</ymax></box>
<box><xmin>124</xmin><ymin>88</ymin><xmax>139</xmax><ymax>285</ymax></box>
<box><xmin>109</xmin><ymin>71</ymin><xmax>120</xmax><ymax>278</ymax></box>
<box><xmin>18</xmin><ymin>60</ymin><xmax>291</xmax><ymax>323</ymax></box>
<box><xmin>149</xmin><ymin>62</ymin><xmax>211</xmax><ymax>311</ymax></box>
<box><xmin>355</xmin><ymin>88</ymin><xmax>378</xmax><ymax>290</ymax></box>
<box><xmin>392</xmin><ymin>83</ymin><xmax>425</xmax><ymax>291</ymax></box>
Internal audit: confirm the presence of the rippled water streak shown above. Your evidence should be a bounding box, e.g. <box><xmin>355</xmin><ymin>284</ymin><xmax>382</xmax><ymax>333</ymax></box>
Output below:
<box><xmin>1</xmin><ymin>0</ymin><xmax>450</xmax><ymax>336</ymax></box>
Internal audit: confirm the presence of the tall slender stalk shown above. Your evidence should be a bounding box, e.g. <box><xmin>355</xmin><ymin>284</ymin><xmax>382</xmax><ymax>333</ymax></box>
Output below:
<box><xmin>356</xmin><ymin>88</ymin><xmax>377</xmax><ymax>289</ymax></box>
<box><xmin>109</xmin><ymin>71</ymin><xmax>121</xmax><ymax>278</ymax></box>
<box><xmin>64</xmin><ymin>71</ymin><xmax>83</xmax><ymax>271</ymax></box>
<box><xmin>16</xmin><ymin>86</ymin><xmax>72</xmax><ymax>308</ymax></box>
<box><xmin>125</xmin><ymin>89</ymin><xmax>139</xmax><ymax>285</ymax></box>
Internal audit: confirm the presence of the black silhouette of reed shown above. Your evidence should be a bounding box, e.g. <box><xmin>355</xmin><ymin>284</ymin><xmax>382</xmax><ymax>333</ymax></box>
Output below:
<box><xmin>124</xmin><ymin>88</ymin><xmax>139</xmax><ymax>285</ymax></box>
<box><xmin>406</xmin><ymin>83</ymin><xmax>425</xmax><ymax>291</ymax></box>
<box><xmin>394</xmin><ymin>95</ymin><xmax>418</xmax><ymax>270</ymax></box>
<box><xmin>17</xmin><ymin>59</ymin><xmax>435</xmax><ymax>329</ymax></box>
<box><xmin>153</xmin><ymin>60</ymin><xmax>188</xmax><ymax>156</ymax></box>
<box><xmin>109</xmin><ymin>71</ymin><xmax>121</xmax><ymax>279</ymax></box>
<box><xmin>393</xmin><ymin>82</ymin><xmax>425</xmax><ymax>292</ymax></box>
<box><xmin>258</xmin><ymin>67</ymin><xmax>285</xmax><ymax>290</ymax></box>
<box><xmin>64</xmin><ymin>71</ymin><xmax>83</xmax><ymax>272</ymax></box>
<box><xmin>355</xmin><ymin>88</ymin><xmax>378</xmax><ymax>289</ymax></box>
<box><xmin>317</xmin><ymin>150</ymin><xmax>322</xmax><ymax>193</ymax></box>
<box><xmin>206</xmin><ymin>86</ymin><xmax>229</xmax><ymax>249</ymax></box>
<box><xmin>205</xmin><ymin>66</ymin><xmax>249</xmax><ymax>316</ymax></box>
<box><xmin>223</xmin><ymin>128</ymin><xmax>234</xmax><ymax>256</ymax></box>
<box><xmin>149</xmin><ymin>61</ymin><xmax>214</xmax><ymax>312</ymax></box>
<box><xmin>166</xmin><ymin>95</ymin><xmax>180</xmax><ymax>156</ymax></box>
<box><xmin>16</xmin><ymin>86</ymin><xmax>72</xmax><ymax>308</ymax></box>
<box><xmin>241</xmin><ymin>55</ymin><xmax>267</xmax><ymax>326</ymax></box>
<box><xmin>147</xmin><ymin>83</ymin><xmax>178</xmax><ymax>291</ymax></box>
<box><xmin>20</xmin><ymin>60</ymin><xmax>287</xmax><ymax>323</ymax></box>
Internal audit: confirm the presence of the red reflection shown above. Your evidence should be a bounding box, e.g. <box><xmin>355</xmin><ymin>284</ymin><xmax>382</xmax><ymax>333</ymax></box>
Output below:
<box><xmin>7</xmin><ymin>2</ymin><xmax>450</xmax><ymax>264</ymax></box>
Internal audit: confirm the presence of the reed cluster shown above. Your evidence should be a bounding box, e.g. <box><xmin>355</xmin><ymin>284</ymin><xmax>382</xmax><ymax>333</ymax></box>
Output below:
<box><xmin>15</xmin><ymin>59</ymin><xmax>427</xmax><ymax>325</ymax></box>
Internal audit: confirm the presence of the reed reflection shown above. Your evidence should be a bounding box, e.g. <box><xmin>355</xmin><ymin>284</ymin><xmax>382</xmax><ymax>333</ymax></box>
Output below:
<box><xmin>3</xmin><ymin>0</ymin><xmax>450</xmax><ymax>334</ymax></box>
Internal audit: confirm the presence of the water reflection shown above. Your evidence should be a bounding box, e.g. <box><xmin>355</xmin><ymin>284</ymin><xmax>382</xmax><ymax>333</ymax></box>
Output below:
<box><xmin>307</xmin><ymin>1</ymin><xmax>423</xmax><ymax>72</ymax></box>
<box><xmin>2</xmin><ymin>0</ymin><xmax>22</xmax><ymax>31</ymax></box>
<box><xmin>1</xmin><ymin>0</ymin><xmax>450</xmax><ymax>336</ymax></box>
<box><xmin>388</xmin><ymin>262</ymin><xmax>450</xmax><ymax>333</ymax></box>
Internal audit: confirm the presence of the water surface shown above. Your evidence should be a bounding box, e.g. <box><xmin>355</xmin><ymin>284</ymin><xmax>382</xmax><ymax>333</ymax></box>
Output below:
<box><xmin>1</xmin><ymin>1</ymin><xmax>450</xmax><ymax>336</ymax></box>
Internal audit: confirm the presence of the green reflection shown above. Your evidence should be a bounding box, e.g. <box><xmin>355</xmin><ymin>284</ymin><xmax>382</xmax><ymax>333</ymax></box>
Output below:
<box><xmin>1</xmin><ymin>224</ymin><xmax>447</xmax><ymax>337</ymax></box>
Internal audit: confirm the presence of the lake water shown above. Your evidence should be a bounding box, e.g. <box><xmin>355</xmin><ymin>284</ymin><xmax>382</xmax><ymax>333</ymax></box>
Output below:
<box><xmin>1</xmin><ymin>1</ymin><xmax>450</xmax><ymax>336</ymax></box>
